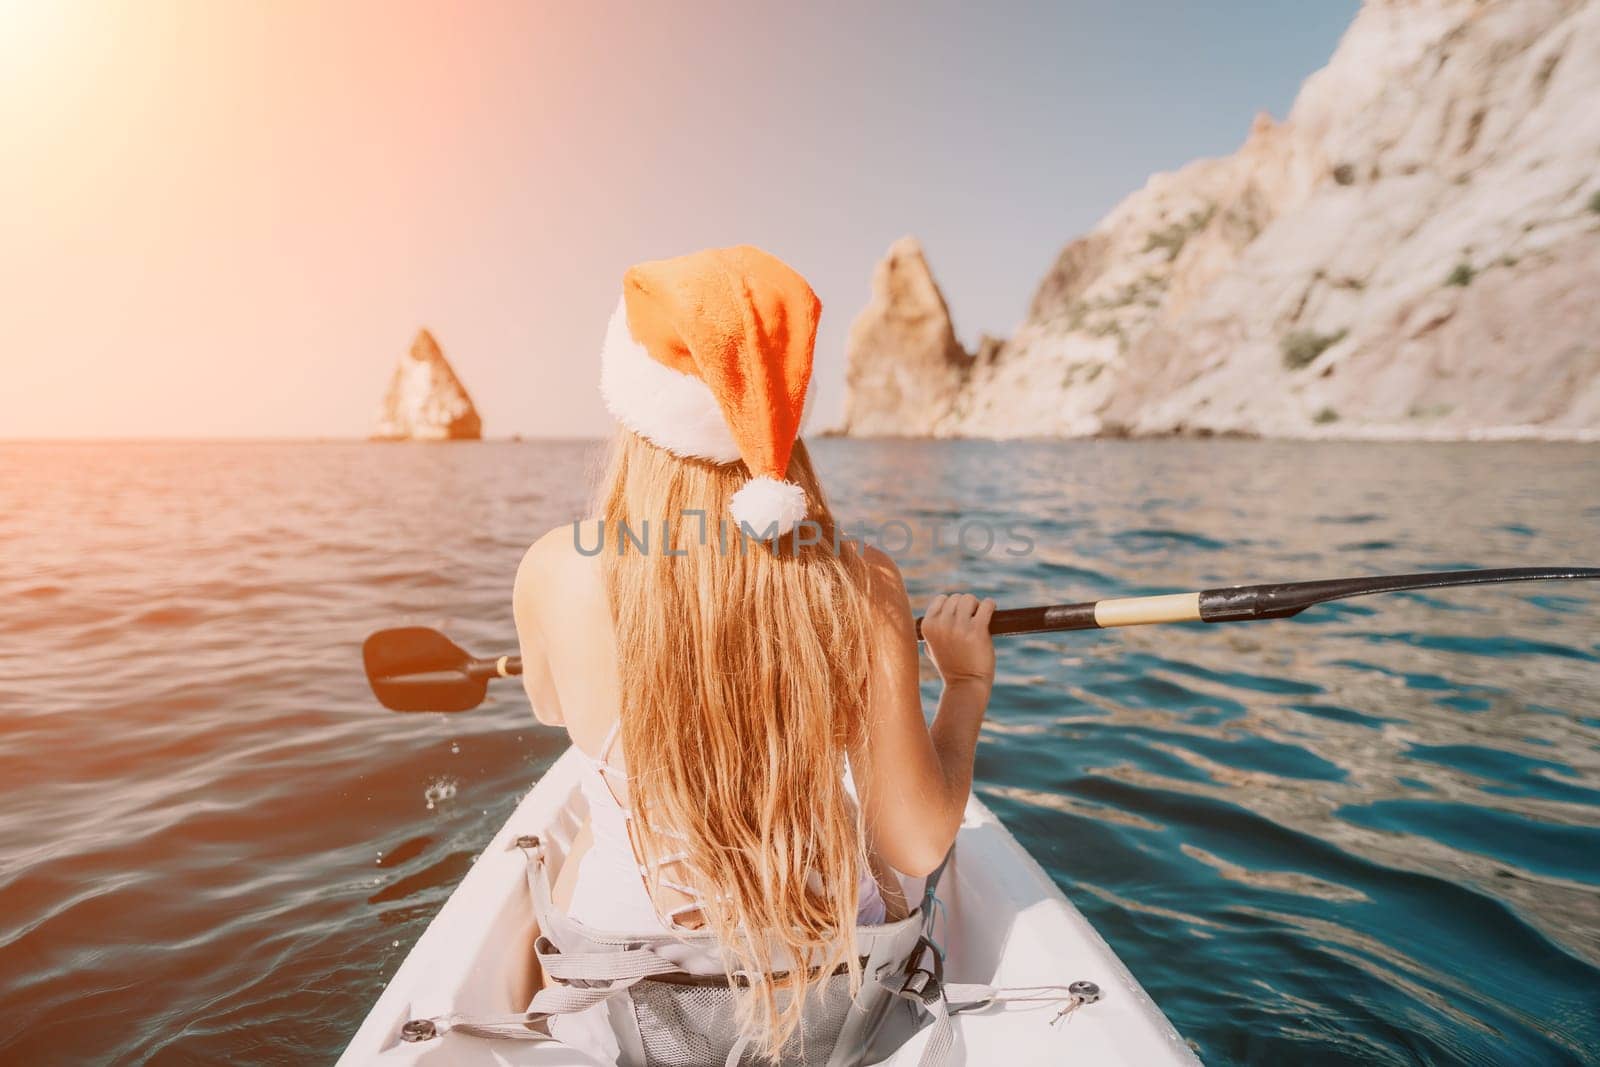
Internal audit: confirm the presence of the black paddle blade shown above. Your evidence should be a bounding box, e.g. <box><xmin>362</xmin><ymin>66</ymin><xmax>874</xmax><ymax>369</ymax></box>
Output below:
<box><xmin>362</xmin><ymin>627</ymin><xmax>488</xmax><ymax>712</ymax></box>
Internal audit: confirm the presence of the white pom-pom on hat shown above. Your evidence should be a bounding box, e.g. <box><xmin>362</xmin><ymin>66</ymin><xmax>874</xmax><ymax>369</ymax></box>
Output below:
<box><xmin>729</xmin><ymin>476</ymin><xmax>808</xmax><ymax>539</ymax></box>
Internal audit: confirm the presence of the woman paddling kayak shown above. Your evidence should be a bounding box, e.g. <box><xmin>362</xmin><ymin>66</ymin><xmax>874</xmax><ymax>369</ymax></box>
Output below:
<box><xmin>511</xmin><ymin>245</ymin><xmax>997</xmax><ymax>1061</ymax></box>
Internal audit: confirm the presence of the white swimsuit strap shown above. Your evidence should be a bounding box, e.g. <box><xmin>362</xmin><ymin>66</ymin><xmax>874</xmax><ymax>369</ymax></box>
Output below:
<box><xmin>594</xmin><ymin>719</ymin><xmax>622</xmax><ymax>767</ymax></box>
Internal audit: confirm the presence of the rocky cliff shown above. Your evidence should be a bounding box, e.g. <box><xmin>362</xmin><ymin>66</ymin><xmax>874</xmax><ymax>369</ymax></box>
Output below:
<box><xmin>841</xmin><ymin>0</ymin><xmax>1600</xmax><ymax>440</ymax></box>
<box><xmin>841</xmin><ymin>237</ymin><xmax>974</xmax><ymax>435</ymax></box>
<box><xmin>372</xmin><ymin>329</ymin><xmax>483</xmax><ymax>441</ymax></box>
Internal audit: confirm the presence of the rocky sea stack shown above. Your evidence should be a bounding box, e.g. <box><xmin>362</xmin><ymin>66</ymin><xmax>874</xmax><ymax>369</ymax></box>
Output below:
<box><xmin>372</xmin><ymin>329</ymin><xmax>483</xmax><ymax>441</ymax></box>
<box><xmin>841</xmin><ymin>0</ymin><xmax>1600</xmax><ymax>441</ymax></box>
<box><xmin>841</xmin><ymin>236</ymin><xmax>973</xmax><ymax>436</ymax></box>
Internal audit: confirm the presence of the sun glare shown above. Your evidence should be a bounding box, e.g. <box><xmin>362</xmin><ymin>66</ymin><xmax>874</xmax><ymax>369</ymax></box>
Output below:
<box><xmin>0</xmin><ymin>0</ymin><xmax>79</xmax><ymax>94</ymax></box>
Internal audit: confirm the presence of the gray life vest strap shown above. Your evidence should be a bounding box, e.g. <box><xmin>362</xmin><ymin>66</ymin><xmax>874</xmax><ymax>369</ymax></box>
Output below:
<box><xmin>876</xmin><ymin>930</ymin><xmax>1001</xmax><ymax>1067</ymax></box>
<box><xmin>533</xmin><ymin>936</ymin><xmax>683</xmax><ymax>985</ymax></box>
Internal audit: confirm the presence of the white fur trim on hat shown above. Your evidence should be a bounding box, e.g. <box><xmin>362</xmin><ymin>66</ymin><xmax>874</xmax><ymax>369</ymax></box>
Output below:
<box><xmin>729</xmin><ymin>477</ymin><xmax>808</xmax><ymax>539</ymax></box>
<box><xmin>598</xmin><ymin>300</ymin><xmax>741</xmax><ymax>464</ymax></box>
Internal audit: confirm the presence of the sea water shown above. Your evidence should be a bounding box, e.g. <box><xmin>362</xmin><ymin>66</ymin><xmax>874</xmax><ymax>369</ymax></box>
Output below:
<box><xmin>0</xmin><ymin>439</ymin><xmax>1595</xmax><ymax>1065</ymax></box>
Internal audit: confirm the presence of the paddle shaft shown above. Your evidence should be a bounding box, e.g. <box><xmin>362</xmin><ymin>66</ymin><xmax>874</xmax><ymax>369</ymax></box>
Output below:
<box><xmin>969</xmin><ymin>565</ymin><xmax>1600</xmax><ymax>638</ymax></box>
<box><xmin>450</xmin><ymin>567</ymin><xmax>1599</xmax><ymax>678</ymax></box>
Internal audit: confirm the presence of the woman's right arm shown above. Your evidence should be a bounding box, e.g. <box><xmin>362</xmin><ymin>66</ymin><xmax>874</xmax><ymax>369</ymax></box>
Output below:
<box><xmin>851</xmin><ymin>547</ymin><xmax>995</xmax><ymax>877</ymax></box>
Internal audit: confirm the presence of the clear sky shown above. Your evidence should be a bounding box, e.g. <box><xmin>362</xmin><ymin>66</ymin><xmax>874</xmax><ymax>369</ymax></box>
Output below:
<box><xmin>2</xmin><ymin>0</ymin><xmax>1360</xmax><ymax>439</ymax></box>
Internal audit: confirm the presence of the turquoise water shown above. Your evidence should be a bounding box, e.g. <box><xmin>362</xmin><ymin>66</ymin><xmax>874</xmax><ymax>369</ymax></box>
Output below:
<box><xmin>1</xmin><ymin>439</ymin><xmax>1596</xmax><ymax>1065</ymax></box>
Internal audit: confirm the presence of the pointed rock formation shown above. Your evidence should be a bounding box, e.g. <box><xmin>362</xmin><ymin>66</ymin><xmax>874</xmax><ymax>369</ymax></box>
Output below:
<box><xmin>840</xmin><ymin>237</ymin><xmax>972</xmax><ymax>436</ymax></box>
<box><xmin>841</xmin><ymin>0</ymin><xmax>1600</xmax><ymax>440</ymax></box>
<box><xmin>372</xmin><ymin>329</ymin><xmax>483</xmax><ymax>441</ymax></box>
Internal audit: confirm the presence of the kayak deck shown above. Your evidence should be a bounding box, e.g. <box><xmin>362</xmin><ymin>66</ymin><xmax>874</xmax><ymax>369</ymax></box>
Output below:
<box><xmin>339</xmin><ymin>748</ymin><xmax>1196</xmax><ymax>1065</ymax></box>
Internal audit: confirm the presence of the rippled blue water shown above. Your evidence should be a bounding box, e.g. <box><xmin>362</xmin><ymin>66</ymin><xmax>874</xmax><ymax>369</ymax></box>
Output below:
<box><xmin>1</xmin><ymin>439</ymin><xmax>1596</xmax><ymax>1065</ymax></box>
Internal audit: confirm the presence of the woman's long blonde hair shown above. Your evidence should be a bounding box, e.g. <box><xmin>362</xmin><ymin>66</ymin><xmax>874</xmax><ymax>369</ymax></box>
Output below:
<box><xmin>598</xmin><ymin>429</ymin><xmax>874</xmax><ymax>1056</ymax></box>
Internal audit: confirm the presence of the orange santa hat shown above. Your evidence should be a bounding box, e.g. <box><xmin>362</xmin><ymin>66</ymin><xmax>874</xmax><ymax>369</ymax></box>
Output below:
<box><xmin>599</xmin><ymin>245</ymin><xmax>819</xmax><ymax>538</ymax></box>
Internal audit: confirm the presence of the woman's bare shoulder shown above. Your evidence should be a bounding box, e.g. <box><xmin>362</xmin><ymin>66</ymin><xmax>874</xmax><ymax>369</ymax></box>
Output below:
<box><xmin>859</xmin><ymin>544</ymin><xmax>905</xmax><ymax>592</ymax></box>
<box><xmin>515</xmin><ymin>521</ymin><xmax>604</xmax><ymax>606</ymax></box>
<box><xmin>859</xmin><ymin>545</ymin><xmax>913</xmax><ymax>631</ymax></box>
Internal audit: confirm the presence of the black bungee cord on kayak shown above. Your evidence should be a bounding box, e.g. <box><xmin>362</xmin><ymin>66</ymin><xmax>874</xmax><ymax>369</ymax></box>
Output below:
<box><xmin>363</xmin><ymin>567</ymin><xmax>1598</xmax><ymax>712</ymax></box>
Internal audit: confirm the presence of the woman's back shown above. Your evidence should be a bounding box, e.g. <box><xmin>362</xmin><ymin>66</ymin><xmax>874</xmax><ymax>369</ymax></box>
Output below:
<box><xmin>512</xmin><ymin>245</ymin><xmax>996</xmax><ymax>1058</ymax></box>
<box><xmin>515</xmin><ymin>523</ymin><xmax>888</xmax><ymax>933</ymax></box>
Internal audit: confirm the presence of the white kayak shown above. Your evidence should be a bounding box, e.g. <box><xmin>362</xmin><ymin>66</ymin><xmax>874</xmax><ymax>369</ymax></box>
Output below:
<box><xmin>340</xmin><ymin>748</ymin><xmax>1198</xmax><ymax>1065</ymax></box>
